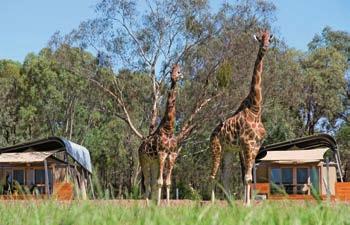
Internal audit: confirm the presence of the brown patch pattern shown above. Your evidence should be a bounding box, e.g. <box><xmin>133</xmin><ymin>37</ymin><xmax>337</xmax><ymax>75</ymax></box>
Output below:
<box><xmin>210</xmin><ymin>31</ymin><xmax>272</xmax><ymax>204</ymax></box>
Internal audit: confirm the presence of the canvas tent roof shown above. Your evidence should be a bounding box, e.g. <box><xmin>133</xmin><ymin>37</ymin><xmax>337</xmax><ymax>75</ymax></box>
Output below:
<box><xmin>0</xmin><ymin>137</ymin><xmax>92</xmax><ymax>173</ymax></box>
<box><xmin>259</xmin><ymin>148</ymin><xmax>329</xmax><ymax>163</ymax></box>
<box><xmin>0</xmin><ymin>151</ymin><xmax>56</xmax><ymax>163</ymax></box>
<box><xmin>256</xmin><ymin>134</ymin><xmax>338</xmax><ymax>161</ymax></box>
<box><xmin>256</xmin><ymin>133</ymin><xmax>343</xmax><ymax>181</ymax></box>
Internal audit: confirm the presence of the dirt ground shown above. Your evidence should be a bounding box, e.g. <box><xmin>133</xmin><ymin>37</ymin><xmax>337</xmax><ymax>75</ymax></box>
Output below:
<box><xmin>0</xmin><ymin>199</ymin><xmax>230</xmax><ymax>207</ymax></box>
<box><xmin>92</xmin><ymin>199</ymin><xmax>230</xmax><ymax>207</ymax></box>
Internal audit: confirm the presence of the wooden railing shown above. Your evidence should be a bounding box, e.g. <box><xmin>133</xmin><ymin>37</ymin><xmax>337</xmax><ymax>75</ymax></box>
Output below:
<box><xmin>252</xmin><ymin>183</ymin><xmax>333</xmax><ymax>201</ymax></box>
<box><xmin>252</xmin><ymin>183</ymin><xmax>270</xmax><ymax>197</ymax></box>
<box><xmin>0</xmin><ymin>182</ymin><xmax>74</xmax><ymax>201</ymax></box>
<box><xmin>0</xmin><ymin>194</ymin><xmax>46</xmax><ymax>200</ymax></box>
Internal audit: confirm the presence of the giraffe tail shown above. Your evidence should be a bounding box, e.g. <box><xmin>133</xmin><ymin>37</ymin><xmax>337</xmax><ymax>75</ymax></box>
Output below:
<box><xmin>210</xmin><ymin>134</ymin><xmax>222</xmax><ymax>180</ymax></box>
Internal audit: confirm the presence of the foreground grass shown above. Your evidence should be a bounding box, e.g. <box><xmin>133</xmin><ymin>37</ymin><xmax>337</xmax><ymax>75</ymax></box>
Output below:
<box><xmin>0</xmin><ymin>200</ymin><xmax>349</xmax><ymax>225</ymax></box>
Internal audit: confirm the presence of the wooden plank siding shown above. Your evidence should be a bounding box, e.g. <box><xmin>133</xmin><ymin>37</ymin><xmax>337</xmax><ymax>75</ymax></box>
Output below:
<box><xmin>335</xmin><ymin>182</ymin><xmax>350</xmax><ymax>201</ymax></box>
<box><xmin>53</xmin><ymin>182</ymin><xmax>74</xmax><ymax>200</ymax></box>
<box><xmin>252</xmin><ymin>183</ymin><xmax>270</xmax><ymax>196</ymax></box>
<box><xmin>0</xmin><ymin>182</ymin><xmax>74</xmax><ymax>200</ymax></box>
<box><xmin>252</xmin><ymin>183</ymin><xmax>337</xmax><ymax>201</ymax></box>
<box><xmin>0</xmin><ymin>194</ymin><xmax>47</xmax><ymax>200</ymax></box>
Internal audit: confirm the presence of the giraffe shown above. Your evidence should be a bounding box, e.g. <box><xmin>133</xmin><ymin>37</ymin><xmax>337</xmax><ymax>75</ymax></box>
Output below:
<box><xmin>209</xmin><ymin>30</ymin><xmax>272</xmax><ymax>205</ymax></box>
<box><xmin>139</xmin><ymin>64</ymin><xmax>182</xmax><ymax>205</ymax></box>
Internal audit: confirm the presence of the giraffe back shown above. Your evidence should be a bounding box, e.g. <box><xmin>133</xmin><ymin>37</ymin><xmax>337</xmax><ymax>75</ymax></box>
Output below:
<box><xmin>138</xmin><ymin>130</ymin><xmax>178</xmax><ymax>159</ymax></box>
<box><xmin>212</xmin><ymin>110</ymin><xmax>266</xmax><ymax>147</ymax></box>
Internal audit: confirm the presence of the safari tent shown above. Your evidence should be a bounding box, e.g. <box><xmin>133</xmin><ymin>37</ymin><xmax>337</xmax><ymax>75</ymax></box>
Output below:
<box><xmin>0</xmin><ymin>137</ymin><xmax>92</xmax><ymax>200</ymax></box>
<box><xmin>252</xmin><ymin>134</ymin><xmax>349</xmax><ymax>200</ymax></box>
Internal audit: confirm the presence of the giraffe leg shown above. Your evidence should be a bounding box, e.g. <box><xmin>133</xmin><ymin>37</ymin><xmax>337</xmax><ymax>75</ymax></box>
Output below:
<box><xmin>211</xmin><ymin>179</ymin><xmax>216</xmax><ymax>204</ymax></box>
<box><xmin>165</xmin><ymin>152</ymin><xmax>177</xmax><ymax>205</ymax></box>
<box><xmin>222</xmin><ymin>151</ymin><xmax>234</xmax><ymax>197</ymax></box>
<box><xmin>140</xmin><ymin>154</ymin><xmax>151</xmax><ymax>201</ymax></box>
<box><xmin>150</xmin><ymin>159</ymin><xmax>159</xmax><ymax>202</ymax></box>
<box><xmin>156</xmin><ymin>151</ymin><xmax>167</xmax><ymax>206</ymax></box>
<box><xmin>243</xmin><ymin>141</ymin><xmax>259</xmax><ymax>206</ymax></box>
<box><xmin>239</xmin><ymin>151</ymin><xmax>246</xmax><ymax>184</ymax></box>
<box><xmin>210</xmin><ymin>135</ymin><xmax>222</xmax><ymax>203</ymax></box>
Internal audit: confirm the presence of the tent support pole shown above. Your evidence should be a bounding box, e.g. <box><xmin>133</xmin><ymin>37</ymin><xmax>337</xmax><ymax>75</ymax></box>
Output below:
<box><xmin>44</xmin><ymin>159</ymin><xmax>50</xmax><ymax>197</ymax></box>
<box><xmin>88</xmin><ymin>174</ymin><xmax>95</xmax><ymax>199</ymax></box>
<box><xmin>334</xmin><ymin>149</ymin><xmax>343</xmax><ymax>182</ymax></box>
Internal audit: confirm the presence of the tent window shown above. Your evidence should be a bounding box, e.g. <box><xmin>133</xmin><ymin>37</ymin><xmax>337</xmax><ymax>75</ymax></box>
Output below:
<box><xmin>13</xmin><ymin>170</ymin><xmax>25</xmax><ymax>185</ymax></box>
<box><xmin>34</xmin><ymin>169</ymin><xmax>52</xmax><ymax>185</ymax></box>
<box><xmin>282</xmin><ymin>168</ymin><xmax>293</xmax><ymax>194</ymax></box>
<box><xmin>269</xmin><ymin>166</ymin><xmax>320</xmax><ymax>195</ymax></box>
<box><xmin>297</xmin><ymin>168</ymin><xmax>308</xmax><ymax>184</ymax></box>
<box><xmin>270</xmin><ymin>168</ymin><xmax>282</xmax><ymax>194</ymax></box>
<box><xmin>310</xmin><ymin>166</ymin><xmax>319</xmax><ymax>193</ymax></box>
<box><xmin>35</xmin><ymin>170</ymin><xmax>45</xmax><ymax>184</ymax></box>
<box><xmin>296</xmin><ymin>168</ymin><xmax>308</xmax><ymax>194</ymax></box>
<box><xmin>34</xmin><ymin>169</ymin><xmax>52</xmax><ymax>194</ymax></box>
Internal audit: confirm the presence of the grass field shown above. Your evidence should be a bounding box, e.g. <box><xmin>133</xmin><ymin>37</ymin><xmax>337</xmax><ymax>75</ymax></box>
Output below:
<box><xmin>0</xmin><ymin>200</ymin><xmax>349</xmax><ymax>225</ymax></box>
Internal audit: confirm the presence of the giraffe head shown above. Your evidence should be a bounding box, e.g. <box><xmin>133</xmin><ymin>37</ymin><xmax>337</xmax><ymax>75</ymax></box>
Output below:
<box><xmin>171</xmin><ymin>64</ymin><xmax>182</xmax><ymax>83</ymax></box>
<box><xmin>254</xmin><ymin>30</ymin><xmax>273</xmax><ymax>51</ymax></box>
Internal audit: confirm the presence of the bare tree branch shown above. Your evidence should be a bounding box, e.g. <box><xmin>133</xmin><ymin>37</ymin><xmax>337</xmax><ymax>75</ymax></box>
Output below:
<box><xmin>148</xmin><ymin>66</ymin><xmax>160</xmax><ymax>135</ymax></box>
<box><xmin>51</xmin><ymin>46</ymin><xmax>146</xmax><ymax>139</ymax></box>
<box><xmin>107</xmin><ymin>14</ymin><xmax>152</xmax><ymax>67</ymax></box>
<box><xmin>176</xmin><ymin>57</ymin><xmax>224</xmax><ymax>144</ymax></box>
<box><xmin>177</xmin><ymin>93</ymin><xmax>221</xmax><ymax>144</ymax></box>
<box><xmin>88</xmin><ymin>77</ymin><xmax>144</xmax><ymax>139</ymax></box>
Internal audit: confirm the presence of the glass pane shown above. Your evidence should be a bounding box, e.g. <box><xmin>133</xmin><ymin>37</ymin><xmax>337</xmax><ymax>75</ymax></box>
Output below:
<box><xmin>35</xmin><ymin>170</ymin><xmax>52</xmax><ymax>184</ymax></box>
<box><xmin>310</xmin><ymin>167</ymin><xmax>319</xmax><ymax>192</ymax></box>
<box><xmin>13</xmin><ymin>170</ymin><xmax>24</xmax><ymax>185</ymax></box>
<box><xmin>282</xmin><ymin>168</ymin><xmax>293</xmax><ymax>184</ymax></box>
<box><xmin>270</xmin><ymin>168</ymin><xmax>281</xmax><ymax>194</ymax></box>
<box><xmin>35</xmin><ymin>170</ymin><xmax>45</xmax><ymax>184</ymax></box>
<box><xmin>297</xmin><ymin>168</ymin><xmax>308</xmax><ymax>184</ymax></box>
<box><xmin>281</xmin><ymin>168</ymin><xmax>293</xmax><ymax>194</ymax></box>
<box><xmin>271</xmin><ymin>168</ymin><xmax>281</xmax><ymax>184</ymax></box>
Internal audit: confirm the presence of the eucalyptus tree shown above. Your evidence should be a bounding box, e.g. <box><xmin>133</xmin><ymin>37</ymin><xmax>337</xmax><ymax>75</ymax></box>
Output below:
<box><xmin>57</xmin><ymin>0</ymin><xmax>228</xmax><ymax>195</ymax></box>
<box><xmin>299</xmin><ymin>45</ymin><xmax>348</xmax><ymax>135</ymax></box>
<box><xmin>309</xmin><ymin>27</ymin><xmax>350</xmax><ymax>181</ymax></box>
<box><xmin>66</xmin><ymin>0</ymin><xmax>223</xmax><ymax>141</ymax></box>
<box><xmin>0</xmin><ymin>60</ymin><xmax>23</xmax><ymax>145</ymax></box>
<box><xmin>51</xmin><ymin>0</ymin><xmax>280</xmax><ymax>197</ymax></box>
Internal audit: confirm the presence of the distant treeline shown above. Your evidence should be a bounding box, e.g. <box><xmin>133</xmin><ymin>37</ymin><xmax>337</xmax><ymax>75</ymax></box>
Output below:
<box><xmin>0</xmin><ymin>0</ymin><xmax>349</xmax><ymax>199</ymax></box>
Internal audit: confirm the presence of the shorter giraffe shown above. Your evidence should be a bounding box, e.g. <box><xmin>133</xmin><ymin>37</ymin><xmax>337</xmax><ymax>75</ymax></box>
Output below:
<box><xmin>139</xmin><ymin>65</ymin><xmax>182</xmax><ymax>205</ymax></box>
<box><xmin>209</xmin><ymin>31</ymin><xmax>272</xmax><ymax>205</ymax></box>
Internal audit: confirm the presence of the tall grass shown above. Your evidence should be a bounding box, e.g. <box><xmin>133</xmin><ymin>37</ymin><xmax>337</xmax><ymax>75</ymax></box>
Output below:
<box><xmin>0</xmin><ymin>200</ymin><xmax>349</xmax><ymax>225</ymax></box>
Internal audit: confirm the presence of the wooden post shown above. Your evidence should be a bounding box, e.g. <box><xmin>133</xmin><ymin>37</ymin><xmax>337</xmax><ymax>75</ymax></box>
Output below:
<box><xmin>326</xmin><ymin>157</ymin><xmax>331</xmax><ymax>201</ymax></box>
<box><xmin>74</xmin><ymin>164</ymin><xmax>81</xmax><ymax>199</ymax></box>
<box><xmin>253</xmin><ymin>163</ymin><xmax>257</xmax><ymax>189</ymax></box>
<box><xmin>80</xmin><ymin>169</ymin><xmax>87</xmax><ymax>200</ymax></box>
<box><xmin>334</xmin><ymin>151</ymin><xmax>343</xmax><ymax>182</ymax></box>
<box><xmin>88</xmin><ymin>174</ymin><xmax>95</xmax><ymax>199</ymax></box>
<box><xmin>44</xmin><ymin>160</ymin><xmax>50</xmax><ymax>197</ymax></box>
<box><xmin>52</xmin><ymin>164</ymin><xmax>56</xmax><ymax>183</ymax></box>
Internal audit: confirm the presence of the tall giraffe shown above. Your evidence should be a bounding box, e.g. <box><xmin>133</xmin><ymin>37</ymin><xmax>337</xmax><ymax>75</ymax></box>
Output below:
<box><xmin>209</xmin><ymin>31</ymin><xmax>272</xmax><ymax>205</ymax></box>
<box><xmin>139</xmin><ymin>64</ymin><xmax>182</xmax><ymax>205</ymax></box>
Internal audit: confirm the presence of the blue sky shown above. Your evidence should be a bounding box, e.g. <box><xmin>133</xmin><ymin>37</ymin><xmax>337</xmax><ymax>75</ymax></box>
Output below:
<box><xmin>0</xmin><ymin>0</ymin><xmax>349</xmax><ymax>62</ymax></box>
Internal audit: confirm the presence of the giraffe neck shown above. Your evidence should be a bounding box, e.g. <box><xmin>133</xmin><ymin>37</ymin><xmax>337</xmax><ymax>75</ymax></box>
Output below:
<box><xmin>159</xmin><ymin>80</ymin><xmax>177</xmax><ymax>135</ymax></box>
<box><xmin>247</xmin><ymin>46</ymin><xmax>266</xmax><ymax>115</ymax></box>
